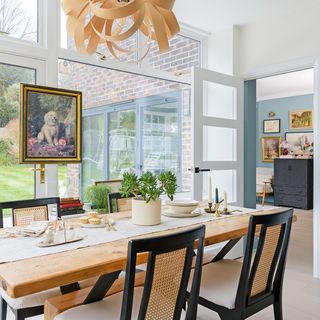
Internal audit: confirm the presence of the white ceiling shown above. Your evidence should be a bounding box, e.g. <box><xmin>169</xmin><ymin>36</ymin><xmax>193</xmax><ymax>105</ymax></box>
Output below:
<box><xmin>256</xmin><ymin>69</ymin><xmax>314</xmax><ymax>101</ymax></box>
<box><xmin>174</xmin><ymin>0</ymin><xmax>320</xmax><ymax>32</ymax></box>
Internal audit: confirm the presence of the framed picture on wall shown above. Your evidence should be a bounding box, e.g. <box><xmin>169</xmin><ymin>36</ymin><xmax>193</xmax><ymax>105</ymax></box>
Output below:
<box><xmin>19</xmin><ymin>84</ymin><xmax>82</xmax><ymax>164</ymax></box>
<box><xmin>261</xmin><ymin>136</ymin><xmax>282</xmax><ymax>162</ymax></box>
<box><xmin>285</xmin><ymin>132</ymin><xmax>314</xmax><ymax>150</ymax></box>
<box><xmin>289</xmin><ymin>109</ymin><xmax>313</xmax><ymax>129</ymax></box>
<box><xmin>263</xmin><ymin>119</ymin><xmax>281</xmax><ymax>133</ymax></box>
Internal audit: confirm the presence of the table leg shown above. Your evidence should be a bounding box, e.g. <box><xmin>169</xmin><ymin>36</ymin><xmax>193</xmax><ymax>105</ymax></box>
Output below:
<box><xmin>211</xmin><ymin>237</ymin><xmax>242</xmax><ymax>262</ymax></box>
<box><xmin>83</xmin><ymin>270</ymin><xmax>121</xmax><ymax>304</ymax></box>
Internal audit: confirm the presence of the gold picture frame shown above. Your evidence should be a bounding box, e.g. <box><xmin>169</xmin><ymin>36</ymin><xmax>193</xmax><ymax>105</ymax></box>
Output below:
<box><xmin>19</xmin><ymin>84</ymin><xmax>82</xmax><ymax>164</ymax></box>
<box><xmin>289</xmin><ymin>109</ymin><xmax>313</xmax><ymax>129</ymax></box>
<box><xmin>261</xmin><ymin>136</ymin><xmax>282</xmax><ymax>163</ymax></box>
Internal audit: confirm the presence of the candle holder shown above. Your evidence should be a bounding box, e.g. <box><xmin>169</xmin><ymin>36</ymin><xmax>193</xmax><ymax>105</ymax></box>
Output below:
<box><xmin>204</xmin><ymin>202</ymin><xmax>213</xmax><ymax>213</ymax></box>
<box><xmin>213</xmin><ymin>202</ymin><xmax>221</xmax><ymax>218</ymax></box>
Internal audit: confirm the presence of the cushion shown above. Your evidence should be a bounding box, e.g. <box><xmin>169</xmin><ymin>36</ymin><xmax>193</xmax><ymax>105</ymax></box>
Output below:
<box><xmin>1</xmin><ymin>277</ymin><xmax>98</xmax><ymax>309</ymax></box>
<box><xmin>192</xmin><ymin>259</ymin><xmax>242</xmax><ymax>310</ymax></box>
<box><xmin>56</xmin><ymin>287</ymin><xmax>187</xmax><ymax>320</ymax></box>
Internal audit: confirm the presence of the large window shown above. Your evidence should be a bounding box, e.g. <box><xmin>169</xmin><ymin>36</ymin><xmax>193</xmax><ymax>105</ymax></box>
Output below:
<box><xmin>0</xmin><ymin>63</ymin><xmax>36</xmax><ymax>202</ymax></box>
<box><xmin>0</xmin><ymin>0</ymin><xmax>38</xmax><ymax>42</ymax></box>
<box><xmin>58</xmin><ymin>60</ymin><xmax>192</xmax><ymax>198</ymax></box>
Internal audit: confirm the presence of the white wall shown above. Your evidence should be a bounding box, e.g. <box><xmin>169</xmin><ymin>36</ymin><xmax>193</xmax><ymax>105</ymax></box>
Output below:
<box><xmin>207</xmin><ymin>26</ymin><xmax>239</xmax><ymax>76</ymax></box>
<box><xmin>238</xmin><ymin>2</ymin><xmax>320</xmax><ymax>76</ymax></box>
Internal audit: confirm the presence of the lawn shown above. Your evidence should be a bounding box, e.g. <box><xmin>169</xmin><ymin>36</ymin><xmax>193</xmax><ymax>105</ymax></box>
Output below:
<box><xmin>0</xmin><ymin>165</ymin><xmax>67</xmax><ymax>202</ymax></box>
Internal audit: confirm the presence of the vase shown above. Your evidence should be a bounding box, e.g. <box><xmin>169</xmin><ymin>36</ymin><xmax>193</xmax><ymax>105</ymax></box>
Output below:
<box><xmin>131</xmin><ymin>198</ymin><xmax>161</xmax><ymax>226</ymax></box>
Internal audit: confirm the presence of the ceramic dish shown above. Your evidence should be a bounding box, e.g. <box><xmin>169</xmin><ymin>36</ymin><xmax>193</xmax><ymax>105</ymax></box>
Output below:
<box><xmin>79</xmin><ymin>222</ymin><xmax>106</xmax><ymax>228</ymax></box>
<box><xmin>162</xmin><ymin>211</ymin><xmax>201</xmax><ymax>218</ymax></box>
<box><xmin>166</xmin><ymin>200</ymin><xmax>199</xmax><ymax>207</ymax></box>
<box><xmin>38</xmin><ymin>236</ymin><xmax>84</xmax><ymax>247</ymax></box>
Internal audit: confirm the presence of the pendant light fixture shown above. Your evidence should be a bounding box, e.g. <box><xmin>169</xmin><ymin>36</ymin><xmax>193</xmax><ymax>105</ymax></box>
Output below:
<box><xmin>62</xmin><ymin>0</ymin><xmax>180</xmax><ymax>61</ymax></box>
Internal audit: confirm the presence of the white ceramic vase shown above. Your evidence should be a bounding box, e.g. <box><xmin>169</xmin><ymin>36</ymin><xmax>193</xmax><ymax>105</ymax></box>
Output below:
<box><xmin>131</xmin><ymin>198</ymin><xmax>161</xmax><ymax>226</ymax></box>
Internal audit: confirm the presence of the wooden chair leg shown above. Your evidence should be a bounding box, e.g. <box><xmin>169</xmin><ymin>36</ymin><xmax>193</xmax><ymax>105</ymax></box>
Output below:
<box><xmin>1</xmin><ymin>297</ymin><xmax>7</xmax><ymax>320</ymax></box>
<box><xmin>262</xmin><ymin>191</ymin><xmax>266</xmax><ymax>206</ymax></box>
<box><xmin>273</xmin><ymin>300</ymin><xmax>283</xmax><ymax>320</ymax></box>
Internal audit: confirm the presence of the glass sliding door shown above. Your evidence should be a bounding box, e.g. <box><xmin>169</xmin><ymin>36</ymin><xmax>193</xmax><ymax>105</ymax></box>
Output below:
<box><xmin>0</xmin><ymin>63</ymin><xmax>36</xmax><ymax>202</ymax></box>
<box><xmin>141</xmin><ymin>95</ymin><xmax>181</xmax><ymax>182</ymax></box>
<box><xmin>108</xmin><ymin>108</ymin><xmax>136</xmax><ymax>179</ymax></box>
<box><xmin>80</xmin><ymin>114</ymin><xmax>105</xmax><ymax>196</ymax></box>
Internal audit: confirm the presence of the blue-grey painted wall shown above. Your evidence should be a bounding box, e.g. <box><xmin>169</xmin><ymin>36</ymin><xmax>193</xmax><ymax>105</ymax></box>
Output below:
<box><xmin>244</xmin><ymin>80</ymin><xmax>257</xmax><ymax>209</ymax></box>
<box><xmin>256</xmin><ymin>94</ymin><xmax>314</xmax><ymax>168</ymax></box>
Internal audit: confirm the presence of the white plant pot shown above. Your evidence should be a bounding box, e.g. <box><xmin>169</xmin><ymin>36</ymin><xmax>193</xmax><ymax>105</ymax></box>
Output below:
<box><xmin>131</xmin><ymin>198</ymin><xmax>161</xmax><ymax>226</ymax></box>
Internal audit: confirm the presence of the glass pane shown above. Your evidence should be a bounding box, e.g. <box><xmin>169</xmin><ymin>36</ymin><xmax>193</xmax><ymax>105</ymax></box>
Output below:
<box><xmin>203</xmin><ymin>170</ymin><xmax>237</xmax><ymax>203</ymax></box>
<box><xmin>142</xmin><ymin>98</ymin><xmax>180</xmax><ymax>179</ymax></box>
<box><xmin>0</xmin><ymin>63</ymin><xmax>36</xmax><ymax>203</ymax></box>
<box><xmin>203</xmin><ymin>126</ymin><xmax>237</xmax><ymax>161</ymax></box>
<box><xmin>109</xmin><ymin>109</ymin><xmax>136</xmax><ymax>179</ymax></box>
<box><xmin>0</xmin><ymin>0</ymin><xmax>38</xmax><ymax>42</ymax></box>
<box><xmin>203</xmin><ymin>81</ymin><xmax>237</xmax><ymax>120</ymax></box>
<box><xmin>58</xmin><ymin>114</ymin><xmax>105</xmax><ymax>199</ymax></box>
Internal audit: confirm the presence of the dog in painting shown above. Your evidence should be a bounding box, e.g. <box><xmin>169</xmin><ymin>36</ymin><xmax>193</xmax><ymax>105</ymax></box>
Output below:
<box><xmin>37</xmin><ymin>111</ymin><xmax>60</xmax><ymax>146</ymax></box>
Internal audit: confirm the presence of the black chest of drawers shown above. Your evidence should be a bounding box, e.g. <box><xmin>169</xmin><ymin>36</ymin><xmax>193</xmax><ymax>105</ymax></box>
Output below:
<box><xmin>274</xmin><ymin>158</ymin><xmax>313</xmax><ymax>210</ymax></box>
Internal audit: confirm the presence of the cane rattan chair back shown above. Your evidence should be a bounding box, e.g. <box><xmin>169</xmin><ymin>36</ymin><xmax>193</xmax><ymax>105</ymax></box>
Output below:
<box><xmin>13</xmin><ymin>206</ymin><xmax>48</xmax><ymax>227</ymax></box>
<box><xmin>0</xmin><ymin>197</ymin><xmax>61</xmax><ymax>227</ymax></box>
<box><xmin>121</xmin><ymin>225</ymin><xmax>205</xmax><ymax>320</ymax></box>
<box><xmin>236</xmin><ymin>209</ymin><xmax>293</xmax><ymax>308</ymax></box>
<box><xmin>107</xmin><ymin>192</ymin><xmax>134</xmax><ymax>213</ymax></box>
<box><xmin>94</xmin><ymin>179</ymin><xmax>123</xmax><ymax>192</ymax></box>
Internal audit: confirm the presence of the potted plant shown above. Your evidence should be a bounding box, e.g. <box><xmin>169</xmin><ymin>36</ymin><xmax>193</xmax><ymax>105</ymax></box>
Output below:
<box><xmin>120</xmin><ymin>171</ymin><xmax>177</xmax><ymax>225</ymax></box>
<box><xmin>85</xmin><ymin>184</ymin><xmax>112</xmax><ymax>213</ymax></box>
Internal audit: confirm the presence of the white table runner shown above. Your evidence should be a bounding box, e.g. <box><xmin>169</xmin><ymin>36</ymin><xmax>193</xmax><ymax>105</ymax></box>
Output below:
<box><xmin>0</xmin><ymin>206</ymin><xmax>260</xmax><ymax>263</ymax></box>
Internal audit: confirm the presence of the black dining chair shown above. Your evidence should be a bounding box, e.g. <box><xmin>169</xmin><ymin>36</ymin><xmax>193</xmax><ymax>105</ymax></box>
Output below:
<box><xmin>0</xmin><ymin>197</ymin><xmax>61</xmax><ymax>228</ymax></box>
<box><xmin>0</xmin><ymin>197</ymin><xmax>96</xmax><ymax>320</ymax></box>
<box><xmin>107</xmin><ymin>192</ymin><xmax>135</xmax><ymax>213</ymax></box>
<box><xmin>53</xmin><ymin>225</ymin><xmax>206</xmax><ymax>320</ymax></box>
<box><xmin>190</xmin><ymin>209</ymin><xmax>293</xmax><ymax>320</ymax></box>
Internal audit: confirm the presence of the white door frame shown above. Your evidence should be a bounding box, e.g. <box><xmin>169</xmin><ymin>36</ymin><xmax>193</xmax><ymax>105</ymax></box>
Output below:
<box><xmin>191</xmin><ymin>67</ymin><xmax>244</xmax><ymax>205</ymax></box>
<box><xmin>0</xmin><ymin>52</ymin><xmax>46</xmax><ymax>198</ymax></box>
<box><xmin>241</xmin><ymin>58</ymin><xmax>320</xmax><ymax>279</ymax></box>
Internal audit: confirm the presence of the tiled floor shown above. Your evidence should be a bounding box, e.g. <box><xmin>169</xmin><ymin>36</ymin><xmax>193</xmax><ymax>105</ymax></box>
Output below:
<box><xmin>7</xmin><ymin>209</ymin><xmax>320</xmax><ymax>319</ymax></box>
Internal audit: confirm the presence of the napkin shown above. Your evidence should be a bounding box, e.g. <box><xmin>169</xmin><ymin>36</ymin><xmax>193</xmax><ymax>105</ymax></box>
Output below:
<box><xmin>22</xmin><ymin>221</ymin><xmax>49</xmax><ymax>236</ymax></box>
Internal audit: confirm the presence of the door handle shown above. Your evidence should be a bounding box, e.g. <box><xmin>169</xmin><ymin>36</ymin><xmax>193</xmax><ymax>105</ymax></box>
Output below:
<box><xmin>188</xmin><ymin>167</ymin><xmax>211</xmax><ymax>173</ymax></box>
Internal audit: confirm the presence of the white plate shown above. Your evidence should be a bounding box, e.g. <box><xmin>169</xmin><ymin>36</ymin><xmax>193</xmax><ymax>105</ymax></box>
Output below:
<box><xmin>79</xmin><ymin>222</ymin><xmax>106</xmax><ymax>228</ymax></box>
<box><xmin>162</xmin><ymin>211</ymin><xmax>201</xmax><ymax>218</ymax></box>
<box><xmin>166</xmin><ymin>200</ymin><xmax>199</xmax><ymax>207</ymax></box>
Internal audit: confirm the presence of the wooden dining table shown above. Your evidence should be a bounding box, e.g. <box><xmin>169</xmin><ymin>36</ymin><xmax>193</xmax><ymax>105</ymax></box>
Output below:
<box><xmin>0</xmin><ymin>207</ymin><xmax>293</xmax><ymax>319</ymax></box>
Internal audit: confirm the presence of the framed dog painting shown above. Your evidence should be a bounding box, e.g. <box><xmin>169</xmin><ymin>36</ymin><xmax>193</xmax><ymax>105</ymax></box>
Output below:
<box><xmin>19</xmin><ymin>84</ymin><xmax>82</xmax><ymax>163</ymax></box>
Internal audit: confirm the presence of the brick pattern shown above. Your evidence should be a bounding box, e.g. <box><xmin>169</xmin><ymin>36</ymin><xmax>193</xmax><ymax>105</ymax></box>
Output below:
<box><xmin>146</xmin><ymin>34</ymin><xmax>201</xmax><ymax>76</ymax></box>
<box><xmin>58</xmin><ymin>34</ymin><xmax>201</xmax><ymax>197</ymax></box>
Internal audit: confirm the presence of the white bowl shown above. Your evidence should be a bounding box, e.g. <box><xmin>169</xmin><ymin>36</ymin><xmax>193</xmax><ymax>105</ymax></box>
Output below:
<box><xmin>166</xmin><ymin>200</ymin><xmax>199</xmax><ymax>207</ymax></box>
<box><xmin>166</xmin><ymin>200</ymin><xmax>199</xmax><ymax>214</ymax></box>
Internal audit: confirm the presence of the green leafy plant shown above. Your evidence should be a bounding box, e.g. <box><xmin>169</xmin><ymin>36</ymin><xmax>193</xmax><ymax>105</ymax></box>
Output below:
<box><xmin>120</xmin><ymin>171</ymin><xmax>177</xmax><ymax>203</ymax></box>
<box><xmin>85</xmin><ymin>184</ymin><xmax>112</xmax><ymax>212</ymax></box>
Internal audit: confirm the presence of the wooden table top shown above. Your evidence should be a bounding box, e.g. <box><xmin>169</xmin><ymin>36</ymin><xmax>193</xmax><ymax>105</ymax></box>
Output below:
<box><xmin>0</xmin><ymin>207</ymin><xmax>288</xmax><ymax>299</ymax></box>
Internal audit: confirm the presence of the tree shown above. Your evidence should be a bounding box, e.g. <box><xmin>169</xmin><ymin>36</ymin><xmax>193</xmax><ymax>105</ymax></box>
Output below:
<box><xmin>0</xmin><ymin>65</ymin><xmax>34</xmax><ymax>127</ymax></box>
<box><xmin>0</xmin><ymin>0</ymin><xmax>36</xmax><ymax>41</ymax></box>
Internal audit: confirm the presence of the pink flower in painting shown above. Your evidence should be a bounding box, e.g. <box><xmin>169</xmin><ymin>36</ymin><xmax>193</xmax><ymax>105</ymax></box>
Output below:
<box><xmin>28</xmin><ymin>138</ymin><xmax>38</xmax><ymax>145</ymax></box>
<box><xmin>59</xmin><ymin>139</ymin><xmax>67</xmax><ymax>147</ymax></box>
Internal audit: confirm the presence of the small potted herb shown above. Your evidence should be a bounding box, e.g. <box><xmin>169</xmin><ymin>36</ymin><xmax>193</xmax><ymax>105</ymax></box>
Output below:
<box><xmin>85</xmin><ymin>184</ymin><xmax>112</xmax><ymax>213</ymax></box>
<box><xmin>120</xmin><ymin>171</ymin><xmax>177</xmax><ymax>225</ymax></box>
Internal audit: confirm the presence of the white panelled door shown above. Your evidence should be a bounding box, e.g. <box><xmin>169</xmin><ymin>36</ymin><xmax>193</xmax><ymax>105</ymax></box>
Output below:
<box><xmin>191</xmin><ymin>67</ymin><xmax>244</xmax><ymax>205</ymax></box>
